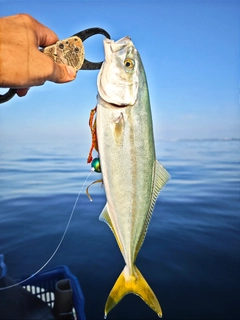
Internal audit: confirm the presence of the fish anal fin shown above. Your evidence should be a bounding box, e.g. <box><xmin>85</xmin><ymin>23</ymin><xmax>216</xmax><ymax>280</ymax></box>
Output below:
<box><xmin>134</xmin><ymin>160</ymin><xmax>170</xmax><ymax>259</ymax></box>
<box><xmin>99</xmin><ymin>204</ymin><xmax>123</xmax><ymax>255</ymax></box>
<box><xmin>104</xmin><ymin>265</ymin><xmax>162</xmax><ymax>318</ymax></box>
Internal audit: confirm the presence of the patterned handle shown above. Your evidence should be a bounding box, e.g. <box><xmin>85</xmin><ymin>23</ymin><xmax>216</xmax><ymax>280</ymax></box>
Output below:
<box><xmin>41</xmin><ymin>36</ymin><xmax>85</xmax><ymax>71</ymax></box>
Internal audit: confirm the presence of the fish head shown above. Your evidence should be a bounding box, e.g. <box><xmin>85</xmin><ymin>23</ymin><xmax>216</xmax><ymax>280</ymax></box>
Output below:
<box><xmin>97</xmin><ymin>36</ymin><xmax>141</xmax><ymax>106</ymax></box>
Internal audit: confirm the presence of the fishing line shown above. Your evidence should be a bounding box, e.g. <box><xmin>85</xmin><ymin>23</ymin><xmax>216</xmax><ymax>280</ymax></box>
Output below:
<box><xmin>0</xmin><ymin>170</ymin><xmax>92</xmax><ymax>290</ymax></box>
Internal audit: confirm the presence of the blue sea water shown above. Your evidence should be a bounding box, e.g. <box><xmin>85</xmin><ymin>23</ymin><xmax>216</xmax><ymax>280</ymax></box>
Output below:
<box><xmin>0</xmin><ymin>139</ymin><xmax>239</xmax><ymax>320</ymax></box>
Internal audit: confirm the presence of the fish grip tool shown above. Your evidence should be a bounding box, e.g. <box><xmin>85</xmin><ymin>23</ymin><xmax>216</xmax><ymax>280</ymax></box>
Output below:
<box><xmin>0</xmin><ymin>27</ymin><xmax>110</xmax><ymax>104</ymax></box>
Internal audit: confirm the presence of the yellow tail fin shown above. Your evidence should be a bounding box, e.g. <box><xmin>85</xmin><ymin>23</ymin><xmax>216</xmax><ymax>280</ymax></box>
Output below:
<box><xmin>104</xmin><ymin>265</ymin><xmax>162</xmax><ymax>318</ymax></box>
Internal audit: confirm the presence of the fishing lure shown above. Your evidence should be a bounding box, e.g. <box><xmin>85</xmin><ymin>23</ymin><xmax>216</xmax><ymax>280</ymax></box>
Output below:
<box><xmin>86</xmin><ymin>106</ymin><xmax>103</xmax><ymax>201</ymax></box>
<box><xmin>91</xmin><ymin>157</ymin><xmax>101</xmax><ymax>173</ymax></box>
<box><xmin>87</xmin><ymin>106</ymin><xmax>98</xmax><ymax>164</ymax></box>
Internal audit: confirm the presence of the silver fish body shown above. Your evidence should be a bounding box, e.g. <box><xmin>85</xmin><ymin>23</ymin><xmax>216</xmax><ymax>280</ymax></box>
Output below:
<box><xmin>96</xmin><ymin>36</ymin><xmax>170</xmax><ymax>318</ymax></box>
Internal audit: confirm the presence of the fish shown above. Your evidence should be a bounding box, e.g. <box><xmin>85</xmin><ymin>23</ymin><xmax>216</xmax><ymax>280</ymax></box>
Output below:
<box><xmin>96</xmin><ymin>36</ymin><xmax>170</xmax><ymax>318</ymax></box>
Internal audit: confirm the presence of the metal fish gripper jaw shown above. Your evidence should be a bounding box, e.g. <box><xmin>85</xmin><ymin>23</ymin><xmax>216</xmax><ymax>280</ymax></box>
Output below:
<box><xmin>0</xmin><ymin>27</ymin><xmax>110</xmax><ymax>104</ymax></box>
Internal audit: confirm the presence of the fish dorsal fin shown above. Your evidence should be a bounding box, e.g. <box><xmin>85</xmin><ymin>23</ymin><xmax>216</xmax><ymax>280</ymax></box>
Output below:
<box><xmin>134</xmin><ymin>160</ymin><xmax>170</xmax><ymax>260</ymax></box>
<box><xmin>99</xmin><ymin>204</ymin><xmax>124</xmax><ymax>255</ymax></box>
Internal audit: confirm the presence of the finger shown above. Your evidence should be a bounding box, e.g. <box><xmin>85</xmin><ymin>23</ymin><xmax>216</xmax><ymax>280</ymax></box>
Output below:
<box><xmin>48</xmin><ymin>63</ymin><xmax>76</xmax><ymax>83</ymax></box>
<box><xmin>37</xmin><ymin>25</ymin><xmax>59</xmax><ymax>48</ymax></box>
<box><xmin>31</xmin><ymin>16</ymin><xmax>59</xmax><ymax>47</ymax></box>
<box><xmin>19</xmin><ymin>14</ymin><xmax>59</xmax><ymax>47</ymax></box>
<box><xmin>29</xmin><ymin>50</ymin><xmax>76</xmax><ymax>86</ymax></box>
<box><xmin>31</xmin><ymin>18</ymin><xmax>76</xmax><ymax>83</ymax></box>
<box><xmin>16</xmin><ymin>88</ymin><xmax>30</xmax><ymax>97</ymax></box>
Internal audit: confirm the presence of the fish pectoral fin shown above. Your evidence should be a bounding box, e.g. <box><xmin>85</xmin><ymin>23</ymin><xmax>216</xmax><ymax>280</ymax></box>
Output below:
<box><xmin>113</xmin><ymin>112</ymin><xmax>124</xmax><ymax>145</ymax></box>
<box><xmin>104</xmin><ymin>265</ymin><xmax>162</xmax><ymax>318</ymax></box>
<box><xmin>99</xmin><ymin>204</ymin><xmax>123</xmax><ymax>255</ymax></box>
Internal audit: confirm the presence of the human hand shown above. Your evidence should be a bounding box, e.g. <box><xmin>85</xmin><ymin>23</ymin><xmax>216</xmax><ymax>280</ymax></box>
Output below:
<box><xmin>0</xmin><ymin>14</ymin><xmax>76</xmax><ymax>97</ymax></box>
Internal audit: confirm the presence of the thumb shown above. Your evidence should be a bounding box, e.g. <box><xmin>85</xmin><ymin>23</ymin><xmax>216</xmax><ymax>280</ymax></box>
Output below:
<box><xmin>48</xmin><ymin>63</ymin><xmax>76</xmax><ymax>83</ymax></box>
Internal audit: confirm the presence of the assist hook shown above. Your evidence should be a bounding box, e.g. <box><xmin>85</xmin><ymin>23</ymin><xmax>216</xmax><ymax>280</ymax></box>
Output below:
<box><xmin>0</xmin><ymin>27</ymin><xmax>110</xmax><ymax>104</ymax></box>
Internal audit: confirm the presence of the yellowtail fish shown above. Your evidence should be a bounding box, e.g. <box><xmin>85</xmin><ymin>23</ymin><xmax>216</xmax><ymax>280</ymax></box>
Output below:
<box><xmin>96</xmin><ymin>36</ymin><xmax>170</xmax><ymax>318</ymax></box>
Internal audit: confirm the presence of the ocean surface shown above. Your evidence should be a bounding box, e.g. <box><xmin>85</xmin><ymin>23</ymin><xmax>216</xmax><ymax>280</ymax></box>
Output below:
<box><xmin>0</xmin><ymin>139</ymin><xmax>239</xmax><ymax>320</ymax></box>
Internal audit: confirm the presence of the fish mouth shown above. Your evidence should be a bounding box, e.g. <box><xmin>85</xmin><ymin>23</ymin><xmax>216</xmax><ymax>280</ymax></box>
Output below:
<box><xmin>97</xmin><ymin>36</ymin><xmax>139</xmax><ymax>107</ymax></box>
<box><xmin>104</xmin><ymin>36</ymin><xmax>132</xmax><ymax>61</ymax></box>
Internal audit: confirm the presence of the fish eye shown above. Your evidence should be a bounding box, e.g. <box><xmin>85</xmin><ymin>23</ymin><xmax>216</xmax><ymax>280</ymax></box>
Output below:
<box><xmin>124</xmin><ymin>58</ymin><xmax>135</xmax><ymax>69</ymax></box>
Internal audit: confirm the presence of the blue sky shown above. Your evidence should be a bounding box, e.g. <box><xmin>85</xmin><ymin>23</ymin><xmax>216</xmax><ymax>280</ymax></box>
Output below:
<box><xmin>0</xmin><ymin>0</ymin><xmax>239</xmax><ymax>144</ymax></box>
